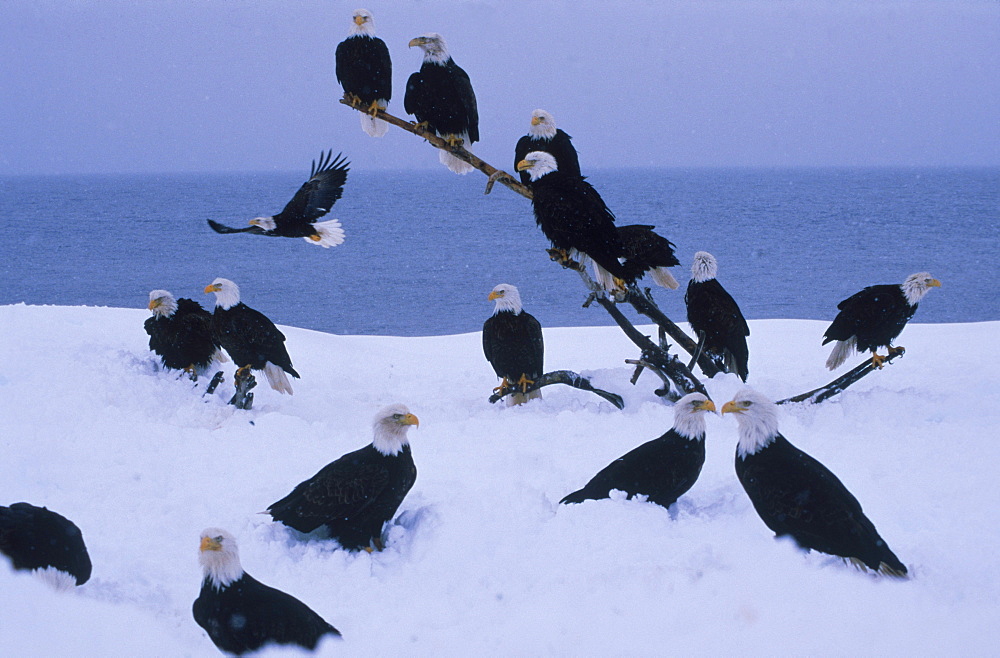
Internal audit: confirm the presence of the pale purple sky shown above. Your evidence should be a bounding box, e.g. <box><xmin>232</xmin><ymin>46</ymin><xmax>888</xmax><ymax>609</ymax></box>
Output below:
<box><xmin>2</xmin><ymin>0</ymin><xmax>998</xmax><ymax>174</ymax></box>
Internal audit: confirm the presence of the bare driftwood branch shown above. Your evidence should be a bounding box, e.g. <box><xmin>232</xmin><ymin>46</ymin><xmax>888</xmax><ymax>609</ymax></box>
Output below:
<box><xmin>489</xmin><ymin>370</ymin><xmax>624</xmax><ymax>409</ymax></box>
<box><xmin>777</xmin><ymin>348</ymin><xmax>906</xmax><ymax>405</ymax></box>
<box><xmin>339</xmin><ymin>98</ymin><xmax>532</xmax><ymax>199</ymax></box>
<box><xmin>229</xmin><ymin>369</ymin><xmax>256</xmax><ymax>410</ymax></box>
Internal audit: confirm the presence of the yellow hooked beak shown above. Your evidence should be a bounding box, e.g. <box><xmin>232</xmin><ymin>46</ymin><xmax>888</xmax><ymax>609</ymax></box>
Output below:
<box><xmin>200</xmin><ymin>536</ymin><xmax>221</xmax><ymax>552</ymax></box>
<box><xmin>721</xmin><ymin>400</ymin><xmax>744</xmax><ymax>415</ymax></box>
<box><xmin>354</xmin><ymin>14</ymin><xmax>366</xmax><ymax>26</ymax></box>
<box><xmin>408</xmin><ymin>37</ymin><xmax>424</xmax><ymax>48</ymax></box>
<box><xmin>516</xmin><ymin>159</ymin><xmax>534</xmax><ymax>172</ymax></box>
<box><xmin>928</xmin><ymin>279</ymin><xmax>942</xmax><ymax>288</ymax></box>
<box><xmin>204</xmin><ymin>283</ymin><xmax>221</xmax><ymax>294</ymax></box>
<box><xmin>695</xmin><ymin>399</ymin><xmax>717</xmax><ymax>413</ymax></box>
<box><xmin>248</xmin><ymin>218</ymin><xmax>261</xmax><ymax>226</ymax></box>
<box><xmin>148</xmin><ymin>299</ymin><xmax>161</xmax><ymax>311</ymax></box>
<box><xmin>488</xmin><ymin>290</ymin><xmax>503</xmax><ymax>301</ymax></box>
<box><xmin>396</xmin><ymin>413</ymin><xmax>419</xmax><ymax>428</ymax></box>
<box><xmin>531</xmin><ymin>116</ymin><xmax>543</xmax><ymax>126</ymax></box>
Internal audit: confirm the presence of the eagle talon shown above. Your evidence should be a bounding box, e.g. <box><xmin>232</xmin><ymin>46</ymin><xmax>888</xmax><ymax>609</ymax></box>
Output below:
<box><xmin>870</xmin><ymin>353</ymin><xmax>887</xmax><ymax>369</ymax></box>
<box><xmin>365</xmin><ymin>100</ymin><xmax>382</xmax><ymax>117</ymax></box>
<box><xmin>493</xmin><ymin>377</ymin><xmax>512</xmax><ymax>396</ymax></box>
<box><xmin>343</xmin><ymin>92</ymin><xmax>362</xmax><ymax>108</ymax></box>
<box><xmin>516</xmin><ymin>374</ymin><xmax>535</xmax><ymax>394</ymax></box>
<box><xmin>184</xmin><ymin>365</ymin><xmax>198</xmax><ymax>382</ymax></box>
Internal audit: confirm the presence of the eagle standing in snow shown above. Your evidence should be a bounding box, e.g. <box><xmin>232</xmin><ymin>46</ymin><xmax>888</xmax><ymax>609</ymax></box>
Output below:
<box><xmin>267</xmin><ymin>404</ymin><xmax>419</xmax><ymax>551</ymax></box>
<box><xmin>405</xmin><ymin>33</ymin><xmax>479</xmax><ymax>174</ymax></box>
<box><xmin>516</xmin><ymin>151</ymin><xmax>636</xmax><ymax>291</ymax></box>
<box><xmin>336</xmin><ymin>9</ymin><xmax>392</xmax><ymax>137</ymax></box>
<box><xmin>684</xmin><ymin>251</ymin><xmax>750</xmax><ymax>382</ymax></box>
<box><xmin>204</xmin><ymin>278</ymin><xmax>299</xmax><ymax>394</ymax></box>
<box><xmin>561</xmin><ymin>393</ymin><xmax>715</xmax><ymax>506</ymax></box>
<box><xmin>0</xmin><ymin>502</ymin><xmax>92</xmax><ymax>588</ymax></box>
<box><xmin>483</xmin><ymin>284</ymin><xmax>544</xmax><ymax>405</ymax></box>
<box><xmin>207</xmin><ymin>150</ymin><xmax>349</xmax><ymax>248</ymax></box>
<box><xmin>722</xmin><ymin>388</ymin><xmax>908</xmax><ymax>577</ymax></box>
<box><xmin>145</xmin><ymin>290</ymin><xmax>224</xmax><ymax>379</ymax></box>
<box><xmin>193</xmin><ymin>528</ymin><xmax>341</xmax><ymax>654</ymax></box>
<box><xmin>513</xmin><ymin>109</ymin><xmax>581</xmax><ymax>186</ymax></box>
<box><xmin>823</xmin><ymin>272</ymin><xmax>941</xmax><ymax>370</ymax></box>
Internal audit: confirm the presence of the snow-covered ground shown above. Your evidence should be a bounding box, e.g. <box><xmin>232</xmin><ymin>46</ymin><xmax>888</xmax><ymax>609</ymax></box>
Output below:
<box><xmin>1</xmin><ymin>303</ymin><xmax>998</xmax><ymax>655</ymax></box>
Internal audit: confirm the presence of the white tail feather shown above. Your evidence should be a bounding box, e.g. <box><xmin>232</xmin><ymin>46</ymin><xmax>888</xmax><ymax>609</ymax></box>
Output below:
<box><xmin>263</xmin><ymin>362</ymin><xmax>294</xmax><ymax>394</ymax></box>
<box><xmin>650</xmin><ymin>267</ymin><xmax>680</xmax><ymax>290</ymax></box>
<box><xmin>35</xmin><ymin>567</ymin><xmax>77</xmax><ymax>591</ymax></box>
<box><xmin>590</xmin><ymin>261</ymin><xmax>619</xmax><ymax>292</ymax></box>
<box><xmin>825</xmin><ymin>337</ymin><xmax>856</xmax><ymax>370</ymax></box>
<box><xmin>439</xmin><ymin>149</ymin><xmax>474</xmax><ymax>174</ymax></box>
<box><xmin>301</xmin><ymin>218</ymin><xmax>346</xmax><ymax>248</ymax></box>
<box><xmin>360</xmin><ymin>113</ymin><xmax>389</xmax><ymax>137</ymax></box>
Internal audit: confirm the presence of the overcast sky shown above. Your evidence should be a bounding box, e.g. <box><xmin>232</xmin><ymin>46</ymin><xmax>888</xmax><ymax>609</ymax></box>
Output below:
<box><xmin>2</xmin><ymin>0</ymin><xmax>998</xmax><ymax>174</ymax></box>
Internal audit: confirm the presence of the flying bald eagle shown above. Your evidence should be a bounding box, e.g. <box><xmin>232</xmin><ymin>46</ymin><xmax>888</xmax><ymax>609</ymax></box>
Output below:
<box><xmin>685</xmin><ymin>251</ymin><xmax>750</xmax><ymax>382</ymax></box>
<box><xmin>0</xmin><ymin>502</ymin><xmax>92</xmax><ymax>589</ymax></box>
<box><xmin>561</xmin><ymin>393</ymin><xmax>715</xmax><ymax>506</ymax></box>
<box><xmin>516</xmin><ymin>151</ymin><xmax>638</xmax><ymax>291</ymax></box>
<box><xmin>204</xmin><ymin>278</ymin><xmax>299</xmax><ymax>394</ymax></box>
<box><xmin>405</xmin><ymin>33</ymin><xmax>479</xmax><ymax>174</ymax></box>
<box><xmin>616</xmin><ymin>225</ymin><xmax>681</xmax><ymax>290</ymax></box>
<box><xmin>483</xmin><ymin>284</ymin><xmax>544</xmax><ymax>405</ymax></box>
<box><xmin>722</xmin><ymin>388</ymin><xmax>908</xmax><ymax>577</ymax></box>
<box><xmin>823</xmin><ymin>272</ymin><xmax>941</xmax><ymax>370</ymax></box>
<box><xmin>513</xmin><ymin>109</ymin><xmax>581</xmax><ymax>186</ymax></box>
<box><xmin>193</xmin><ymin>528</ymin><xmax>341</xmax><ymax>655</ymax></box>
<box><xmin>207</xmin><ymin>151</ymin><xmax>349</xmax><ymax>248</ymax></box>
<box><xmin>336</xmin><ymin>9</ymin><xmax>392</xmax><ymax>137</ymax></box>
<box><xmin>145</xmin><ymin>290</ymin><xmax>224</xmax><ymax>378</ymax></box>
<box><xmin>267</xmin><ymin>405</ymin><xmax>419</xmax><ymax>551</ymax></box>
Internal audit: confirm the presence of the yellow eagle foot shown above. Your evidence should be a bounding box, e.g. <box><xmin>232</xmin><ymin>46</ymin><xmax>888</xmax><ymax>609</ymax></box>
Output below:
<box><xmin>365</xmin><ymin>100</ymin><xmax>382</xmax><ymax>117</ymax></box>
<box><xmin>516</xmin><ymin>374</ymin><xmax>535</xmax><ymax>394</ymax></box>
<box><xmin>870</xmin><ymin>352</ymin><xmax>887</xmax><ymax>369</ymax></box>
<box><xmin>493</xmin><ymin>377</ymin><xmax>512</xmax><ymax>396</ymax></box>
<box><xmin>888</xmin><ymin>345</ymin><xmax>905</xmax><ymax>357</ymax></box>
<box><xmin>343</xmin><ymin>92</ymin><xmax>362</xmax><ymax>108</ymax></box>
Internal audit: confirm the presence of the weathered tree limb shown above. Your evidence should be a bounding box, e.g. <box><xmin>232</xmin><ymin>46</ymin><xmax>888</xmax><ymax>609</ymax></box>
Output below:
<box><xmin>489</xmin><ymin>369</ymin><xmax>624</xmax><ymax>409</ymax></box>
<box><xmin>339</xmin><ymin>98</ymin><xmax>532</xmax><ymax>199</ymax></box>
<box><xmin>777</xmin><ymin>348</ymin><xmax>905</xmax><ymax>405</ymax></box>
<box><xmin>203</xmin><ymin>370</ymin><xmax>224</xmax><ymax>397</ymax></box>
<box><xmin>228</xmin><ymin>369</ymin><xmax>256</xmax><ymax>410</ymax></box>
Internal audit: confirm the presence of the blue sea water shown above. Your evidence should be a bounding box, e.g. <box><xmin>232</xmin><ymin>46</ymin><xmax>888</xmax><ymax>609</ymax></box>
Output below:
<box><xmin>1</xmin><ymin>167</ymin><xmax>997</xmax><ymax>336</ymax></box>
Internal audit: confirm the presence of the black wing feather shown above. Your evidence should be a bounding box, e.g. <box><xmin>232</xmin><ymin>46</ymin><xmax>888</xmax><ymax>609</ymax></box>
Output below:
<box><xmin>273</xmin><ymin>151</ymin><xmax>350</xmax><ymax>228</ymax></box>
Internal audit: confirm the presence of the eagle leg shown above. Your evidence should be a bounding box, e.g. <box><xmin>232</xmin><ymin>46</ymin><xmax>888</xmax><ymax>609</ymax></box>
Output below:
<box><xmin>493</xmin><ymin>377</ymin><xmax>512</xmax><ymax>396</ymax></box>
<box><xmin>546</xmin><ymin>248</ymin><xmax>571</xmax><ymax>264</ymax></box>
<box><xmin>308</xmin><ymin>233</ymin><xmax>322</xmax><ymax>242</ymax></box>
<box><xmin>184</xmin><ymin>364</ymin><xmax>198</xmax><ymax>382</ymax></box>
<box><xmin>412</xmin><ymin>121</ymin><xmax>431</xmax><ymax>133</ymax></box>
<box><xmin>443</xmin><ymin>134</ymin><xmax>464</xmax><ymax>148</ymax></box>
<box><xmin>516</xmin><ymin>373</ymin><xmax>535</xmax><ymax>394</ymax></box>
<box><xmin>870</xmin><ymin>351</ymin><xmax>887</xmax><ymax>369</ymax></box>
<box><xmin>343</xmin><ymin>92</ymin><xmax>362</xmax><ymax>108</ymax></box>
<box><xmin>365</xmin><ymin>100</ymin><xmax>382</xmax><ymax>117</ymax></box>
<box><xmin>887</xmin><ymin>345</ymin><xmax>905</xmax><ymax>357</ymax></box>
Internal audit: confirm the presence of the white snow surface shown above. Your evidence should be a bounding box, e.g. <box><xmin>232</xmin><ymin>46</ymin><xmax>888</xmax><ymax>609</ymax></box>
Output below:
<box><xmin>1</xmin><ymin>303</ymin><xmax>998</xmax><ymax>655</ymax></box>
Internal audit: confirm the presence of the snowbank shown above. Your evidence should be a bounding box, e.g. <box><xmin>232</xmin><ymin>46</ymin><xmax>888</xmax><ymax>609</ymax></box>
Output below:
<box><xmin>1</xmin><ymin>304</ymin><xmax>998</xmax><ymax>655</ymax></box>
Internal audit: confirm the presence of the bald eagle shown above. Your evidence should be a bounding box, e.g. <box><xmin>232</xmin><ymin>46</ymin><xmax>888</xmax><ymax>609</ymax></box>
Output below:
<box><xmin>483</xmin><ymin>284</ymin><xmax>544</xmax><ymax>405</ymax></box>
<box><xmin>204</xmin><ymin>278</ymin><xmax>299</xmax><ymax>395</ymax></box>
<box><xmin>722</xmin><ymin>389</ymin><xmax>908</xmax><ymax>577</ymax></box>
<box><xmin>616</xmin><ymin>225</ymin><xmax>681</xmax><ymax>290</ymax></box>
<box><xmin>145</xmin><ymin>290</ymin><xmax>224</xmax><ymax>378</ymax></box>
<box><xmin>685</xmin><ymin>251</ymin><xmax>750</xmax><ymax>382</ymax></box>
<box><xmin>267</xmin><ymin>405</ymin><xmax>419</xmax><ymax>551</ymax></box>
<box><xmin>516</xmin><ymin>151</ymin><xmax>637</xmax><ymax>291</ymax></box>
<box><xmin>336</xmin><ymin>9</ymin><xmax>392</xmax><ymax>137</ymax></box>
<box><xmin>405</xmin><ymin>33</ymin><xmax>479</xmax><ymax>174</ymax></box>
<box><xmin>561</xmin><ymin>393</ymin><xmax>715</xmax><ymax>506</ymax></box>
<box><xmin>0</xmin><ymin>502</ymin><xmax>92</xmax><ymax>588</ymax></box>
<box><xmin>193</xmin><ymin>529</ymin><xmax>341</xmax><ymax>655</ymax></box>
<box><xmin>514</xmin><ymin>109</ymin><xmax>581</xmax><ymax>186</ymax></box>
<box><xmin>207</xmin><ymin>151</ymin><xmax>348</xmax><ymax>248</ymax></box>
<box><xmin>823</xmin><ymin>272</ymin><xmax>941</xmax><ymax>370</ymax></box>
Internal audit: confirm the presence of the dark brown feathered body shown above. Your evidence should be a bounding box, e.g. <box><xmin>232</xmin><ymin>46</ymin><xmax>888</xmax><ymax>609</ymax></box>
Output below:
<box><xmin>405</xmin><ymin>59</ymin><xmax>479</xmax><ymax>143</ymax></box>
<box><xmin>193</xmin><ymin>573</ymin><xmax>340</xmax><ymax>655</ymax></box>
<box><xmin>685</xmin><ymin>278</ymin><xmax>750</xmax><ymax>381</ymax></box>
<box><xmin>210</xmin><ymin>303</ymin><xmax>299</xmax><ymax>378</ymax></box>
<box><xmin>482</xmin><ymin>310</ymin><xmax>544</xmax><ymax>386</ymax></box>
<box><xmin>514</xmin><ymin>129</ymin><xmax>580</xmax><ymax>186</ymax></box>
<box><xmin>268</xmin><ymin>444</ymin><xmax>416</xmax><ymax>550</ymax></box>
<box><xmin>529</xmin><ymin>171</ymin><xmax>635</xmax><ymax>283</ymax></box>
<box><xmin>207</xmin><ymin>151</ymin><xmax>348</xmax><ymax>239</ymax></box>
<box><xmin>822</xmin><ymin>284</ymin><xmax>916</xmax><ymax>353</ymax></box>
<box><xmin>336</xmin><ymin>35</ymin><xmax>391</xmax><ymax>107</ymax></box>
<box><xmin>560</xmin><ymin>428</ymin><xmax>705</xmax><ymax>507</ymax></box>
<box><xmin>617</xmin><ymin>224</ymin><xmax>680</xmax><ymax>285</ymax></box>
<box><xmin>0</xmin><ymin>502</ymin><xmax>92</xmax><ymax>585</ymax></box>
<box><xmin>736</xmin><ymin>433</ymin><xmax>907</xmax><ymax>576</ymax></box>
<box><xmin>144</xmin><ymin>298</ymin><xmax>219</xmax><ymax>371</ymax></box>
